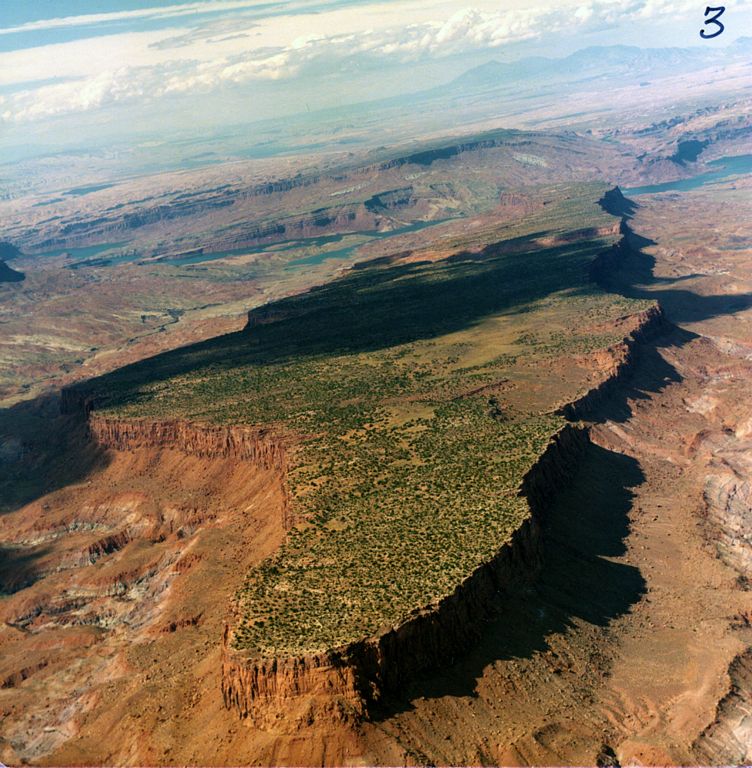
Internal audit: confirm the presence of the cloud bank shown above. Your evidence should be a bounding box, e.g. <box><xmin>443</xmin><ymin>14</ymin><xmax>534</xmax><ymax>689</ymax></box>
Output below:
<box><xmin>0</xmin><ymin>0</ymin><xmax>736</xmax><ymax>124</ymax></box>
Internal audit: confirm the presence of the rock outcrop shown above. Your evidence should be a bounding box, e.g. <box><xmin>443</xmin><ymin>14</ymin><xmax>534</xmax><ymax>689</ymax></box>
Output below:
<box><xmin>557</xmin><ymin>304</ymin><xmax>669</xmax><ymax>420</ymax></box>
<box><xmin>556</xmin><ymin>210</ymin><xmax>673</xmax><ymax>421</ymax></box>
<box><xmin>221</xmin><ymin>424</ymin><xmax>589</xmax><ymax>728</ymax></box>
<box><xmin>694</xmin><ymin>648</ymin><xmax>752</xmax><ymax>764</ymax></box>
<box><xmin>88</xmin><ymin>416</ymin><xmax>287</xmax><ymax>471</ymax></box>
<box><xmin>87</xmin><ymin>416</ymin><xmax>293</xmax><ymax>530</ymax></box>
<box><xmin>703</xmin><ymin>469</ymin><xmax>752</xmax><ymax>578</ymax></box>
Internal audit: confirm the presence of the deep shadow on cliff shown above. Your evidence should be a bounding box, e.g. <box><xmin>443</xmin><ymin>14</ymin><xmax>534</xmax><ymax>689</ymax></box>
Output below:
<box><xmin>595</xmin><ymin>215</ymin><xmax>752</xmax><ymax>327</ymax></box>
<box><xmin>598</xmin><ymin>186</ymin><xmax>639</xmax><ymax>219</ymax></box>
<box><xmin>0</xmin><ymin>394</ymin><xmax>110</xmax><ymax>516</ymax></box>
<box><xmin>0</xmin><ymin>543</ymin><xmax>54</xmax><ymax>595</ymax></box>
<box><xmin>370</xmin><ymin>194</ymin><xmax>747</xmax><ymax>718</ymax></box>
<box><xmin>570</xmin><ymin>328</ymin><xmax>689</xmax><ymax>425</ymax></box>
<box><xmin>581</xmin><ymin>194</ymin><xmax>752</xmax><ymax>423</ymax></box>
<box><xmin>373</xmin><ymin>440</ymin><xmax>646</xmax><ymax>718</ymax></box>
<box><xmin>67</xmin><ymin>194</ymin><xmax>752</xmax><ymax>419</ymax></box>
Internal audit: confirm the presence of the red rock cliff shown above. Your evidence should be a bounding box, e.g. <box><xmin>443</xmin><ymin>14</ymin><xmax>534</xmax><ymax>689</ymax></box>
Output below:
<box><xmin>88</xmin><ymin>416</ymin><xmax>287</xmax><ymax>471</ymax></box>
<box><xmin>220</xmin><ymin>301</ymin><xmax>671</xmax><ymax>727</ymax></box>
<box><xmin>86</xmin><ymin>416</ymin><xmax>293</xmax><ymax>529</ymax></box>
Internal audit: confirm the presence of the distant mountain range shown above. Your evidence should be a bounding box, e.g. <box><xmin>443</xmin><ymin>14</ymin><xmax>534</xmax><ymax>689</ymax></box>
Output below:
<box><xmin>5</xmin><ymin>38</ymin><xmax>750</xmax><ymax>181</ymax></box>
<box><xmin>451</xmin><ymin>38</ymin><xmax>752</xmax><ymax>91</ymax></box>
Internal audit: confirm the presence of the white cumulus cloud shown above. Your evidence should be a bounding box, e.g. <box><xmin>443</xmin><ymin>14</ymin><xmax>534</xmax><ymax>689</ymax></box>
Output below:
<box><xmin>1</xmin><ymin>0</ymin><xmax>742</xmax><ymax>124</ymax></box>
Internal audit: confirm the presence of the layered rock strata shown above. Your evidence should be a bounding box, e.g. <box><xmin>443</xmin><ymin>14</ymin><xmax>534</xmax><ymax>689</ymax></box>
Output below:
<box><xmin>88</xmin><ymin>416</ymin><xmax>286</xmax><ymax>471</ymax></box>
<box><xmin>704</xmin><ymin>473</ymin><xmax>752</xmax><ymax>578</ymax></box>
<box><xmin>695</xmin><ymin>648</ymin><xmax>752</xmax><ymax>764</ymax></box>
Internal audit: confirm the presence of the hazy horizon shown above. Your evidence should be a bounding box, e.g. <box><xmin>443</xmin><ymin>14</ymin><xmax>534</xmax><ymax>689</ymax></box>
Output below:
<box><xmin>2</xmin><ymin>0</ymin><xmax>750</xmax><ymax>165</ymax></box>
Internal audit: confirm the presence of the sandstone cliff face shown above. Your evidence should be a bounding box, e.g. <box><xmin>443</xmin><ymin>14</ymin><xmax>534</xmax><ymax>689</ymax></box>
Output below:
<box><xmin>556</xmin><ymin>211</ymin><xmax>672</xmax><ymax>423</ymax></box>
<box><xmin>221</xmin><ymin>425</ymin><xmax>590</xmax><ymax>728</ymax></box>
<box><xmin>589</xmin><ymin>216</ymin><xmax>649</xmax><ymax>286</ymax></box>
<box><xmin>87</xmin><ymin>416</ymin><xmax>294</xmax><ymax>531</ymax></box>
<box><xmin>88</xmin><ymin>416</ymin><xmax>287</xmax><ymax>471</ymax></box>
<box><xmin>557</xmin><ymin>304</ymin><xmax>669</xmax><ymax>420</ymax></box>
<box><xmin>221</xmin><ymin>640</ymin><xmax>368</xmax><ymax>728</ymax></box>
<box><xmin>704</xmin><ymin>469</ymin><xmax>752</xmax><ymax>577</ymax></box>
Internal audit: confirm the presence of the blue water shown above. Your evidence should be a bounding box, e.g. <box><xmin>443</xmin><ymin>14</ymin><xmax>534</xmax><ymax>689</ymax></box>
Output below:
<box><xmin>31</xmin><ymin>218</ymin><xmax>455</xmax><ymax>272</ymax></box>
<box><xmin>170</xmin><ymin>218</ymin><xmax>456</xmax><ymax>269</ymax></box>
<box><xmin>169</xmin><ymin>232</ymin><xmax>350</xmax><ymax>266</ymax></box>
<box><xmin>625</xmin><ymin>154</ymin><xmax>752</xmax><ymax>196</ymax></box>
<box><xmin>284</xmin><ymin>219</ymin><xmax>454</xmax><ymax>269</ymax></box>
<box><xmin>285</xmin><ymin>242</ymin><xmax>367</xmax><ymax>268</ymax></box>
<box><xmin>33</xmin><ymin>241</ymin><xmax>131</xmax><ymax>261</ymax></box>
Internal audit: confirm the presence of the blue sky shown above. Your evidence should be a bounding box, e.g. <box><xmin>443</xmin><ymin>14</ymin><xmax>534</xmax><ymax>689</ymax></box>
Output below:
<box><xmin>0</xmin><ymin>0</ymin><xmax>748</xmax><ymax>153</ymax></box>
<box><xmin>0</xmin><ymin>1</ymin><xmax>374</xmax><ymax>51</ymax></box>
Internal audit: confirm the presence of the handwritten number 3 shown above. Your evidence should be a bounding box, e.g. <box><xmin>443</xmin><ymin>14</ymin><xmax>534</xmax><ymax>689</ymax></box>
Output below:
<box><xmin>700</xmin><ymin>5</ymin><xmax>725</xmax><ymax>38</ymax></box>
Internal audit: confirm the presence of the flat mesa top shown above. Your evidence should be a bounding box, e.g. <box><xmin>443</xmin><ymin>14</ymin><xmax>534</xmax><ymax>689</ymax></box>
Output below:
<box><xmin>91</xmin><ymin>186</ymin><xmax>652</xmax><ymax>656</ymax></box>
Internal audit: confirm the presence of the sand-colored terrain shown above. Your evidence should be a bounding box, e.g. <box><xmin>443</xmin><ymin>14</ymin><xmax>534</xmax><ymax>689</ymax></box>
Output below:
<box><xmin>0</xmin><ymin>420</ymin><xmax>287</xmax><ymax>765</ymax></box>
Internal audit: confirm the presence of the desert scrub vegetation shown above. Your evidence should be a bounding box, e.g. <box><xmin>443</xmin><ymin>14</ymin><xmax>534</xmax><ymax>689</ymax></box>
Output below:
<box><xmin>232</xmin><ymin>404</ymin><xmax>561</xmax><ymax>654</ymax></box>
<box><xmin>86</xmin><ymin>187</ymin><xmax>651</xmax><ymax>656</ymax></box>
